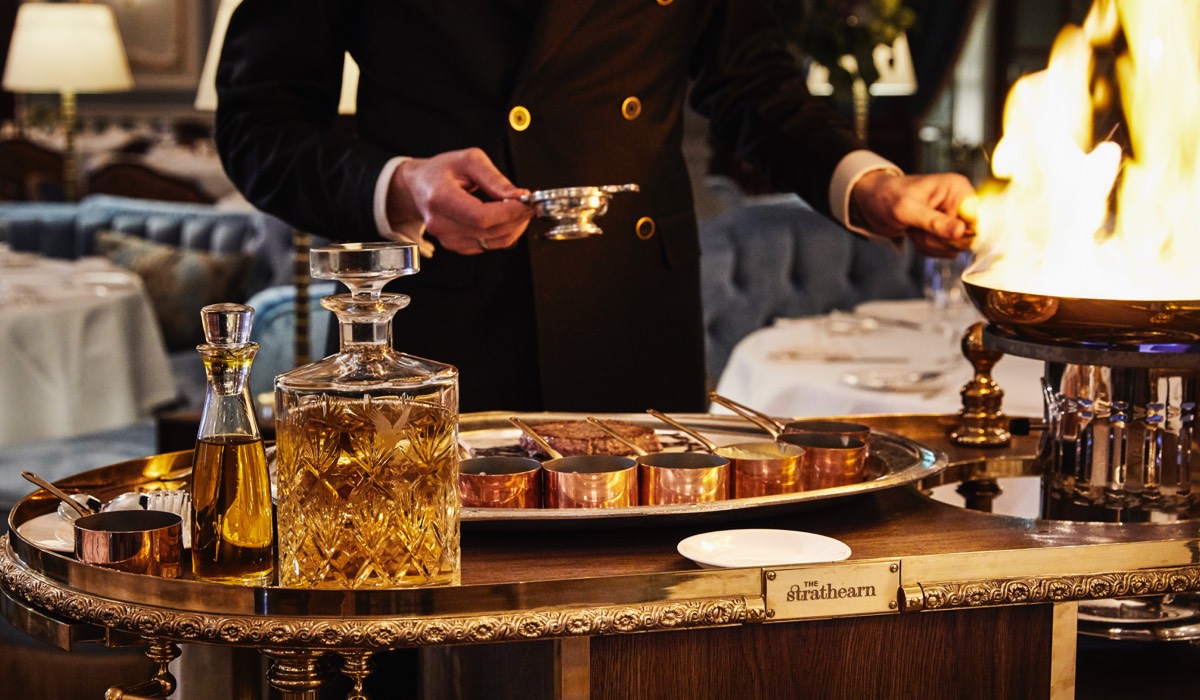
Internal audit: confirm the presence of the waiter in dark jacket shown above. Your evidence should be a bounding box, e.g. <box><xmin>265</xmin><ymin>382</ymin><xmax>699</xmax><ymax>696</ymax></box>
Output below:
<box><xmin>215</xmin><ymin>0</ymin><xmax>973</xmax><ymax>414</ymax></box>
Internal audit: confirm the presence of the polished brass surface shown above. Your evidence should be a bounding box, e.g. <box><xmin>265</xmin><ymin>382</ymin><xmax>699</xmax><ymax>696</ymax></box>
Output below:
<box><xmin>962</xmin><ymin>275</ymin><xmax>1200</xmax><ymax>344</ymax></box>
<box><xmin>765</xmin><ymin>561</ymin><xmax>900</xmax><ymax>620</ymax></box>
<box><xmin>262</xmin><ymin>649</ymin><xmax>327</xmax><ymax>700</ymax></box>
<box><xmin>1</xmin><ymin>545</ymin><xmax>763</xmax><ymax>649</ymax></box>
<box><xmin>635</xmin><ymin>216</ymin><xmax>656</xmax><ymax>239</ymax></box>
<box><xmin>621</xmin><ymin>96</ymin><xmax>641</xmax><ymax>120</ymax></box>
<box><xmin>105</xmin><ymin>638</ymin><xmax>180</xmax><ymax>700</ymax></box>
<box><xmin>951</xmin><ymin>322</ymin><xmax>1012</xmax><ymax>447</ymax></box>
<box><xmin>1051</xmin><ymin>603</ymin><xmax>1079</xmax><ymax>700</ymax></box>
<box><xmin>901</xmin><ymin>538</ymin><xmax>1200</xmax><ymax>603</ymax></box>
<box><xmin>8</xmin><ymin>413</ymin><xmax>1200</xmax><ymax>693</ymax></box>
<box><xmin>0</xmin><ymin>585</ymin><xmax>107</xmax><ymax>650</ymax></box>
<box><xmin>915</xmin><ymin>563</ymin><xmax>1200</xmax><ymax>611</ymax></box>
<box><xmin>338</xmin><ymin>651</ymin><xmax>375</xmax><ymax>700</ymax></box>
<box><xmin>507</xmin><ymin>106</ymin><xmax>530</xmax><ymax>131</ymax></box>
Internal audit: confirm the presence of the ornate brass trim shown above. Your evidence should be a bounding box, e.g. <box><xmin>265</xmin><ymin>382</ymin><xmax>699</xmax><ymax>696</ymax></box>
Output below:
<box><xmin>914</xmin><ymin>566</ymin><xmax>1200</xmax><ymax>611</ymax></box>
<box><xmin>1</xmin><ymin>546</ymin><xmax>764</xmax><ymax>649</ymax></box>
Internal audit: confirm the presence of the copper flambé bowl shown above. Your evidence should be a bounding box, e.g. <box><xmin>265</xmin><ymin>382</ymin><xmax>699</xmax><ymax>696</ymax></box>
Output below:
<box><xmin>962</xmin><ymin>273</ymin><xmax>1200</xmax><ymax>346</ymax></box>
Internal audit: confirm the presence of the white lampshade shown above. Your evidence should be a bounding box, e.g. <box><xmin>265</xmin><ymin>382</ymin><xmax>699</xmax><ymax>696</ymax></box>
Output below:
<box><xmin>2</xmin><ymin>2</ymin><xmax>133</xmax><ymax>94</ymax></box>
<box><xmin>807</xmin><ymin>32</ymin><xmax>917</xmax><ymax>98</ymax></box>
<box><xmin>195</xmin><ymin>0</ymin><xmax>358</xmax><ymax>113</ymax></box>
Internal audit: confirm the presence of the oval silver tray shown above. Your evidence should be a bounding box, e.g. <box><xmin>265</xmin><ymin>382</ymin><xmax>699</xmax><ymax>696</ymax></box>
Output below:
<box><xmin>458</xmin><ymin>412</ymin><xmax>947</xmax><ymax>529</ymax></box>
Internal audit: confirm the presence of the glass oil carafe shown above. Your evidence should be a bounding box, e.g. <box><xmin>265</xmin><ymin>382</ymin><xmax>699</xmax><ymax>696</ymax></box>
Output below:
<box><xmin>274</xmin><ymin>242</ymin><xmax>460</xmax><ymax>589</ymax></box>
<box><xmin>191</xmin><ymin>303</ymin><xmax>275</xmax><ymax>585</ymax></box>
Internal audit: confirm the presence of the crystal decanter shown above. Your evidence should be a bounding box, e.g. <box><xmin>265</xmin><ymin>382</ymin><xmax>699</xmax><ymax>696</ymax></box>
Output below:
<box><xmin>273</xmin><ymin>242</ymin><xmax>460</xmax><ymax>589</ymax></box>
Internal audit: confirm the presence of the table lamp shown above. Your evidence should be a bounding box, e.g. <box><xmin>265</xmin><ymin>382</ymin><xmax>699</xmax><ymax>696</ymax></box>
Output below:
<box><xmin>806</xmin><ymin>32</ymin><xmax>917</xmax><ymax>141</ymax></box>
<box><xmin>2</xmin><ymin>2</ymin><xmax>133</xmax><ymax>201</ymax></box>
<box><xmin>194</xmin><ymin>0</ymin><xmax>358</xmax><ymax>114</ymax></box>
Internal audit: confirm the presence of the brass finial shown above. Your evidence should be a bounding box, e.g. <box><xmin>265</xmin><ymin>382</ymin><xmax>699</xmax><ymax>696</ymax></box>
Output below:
<box><xmin>950</xmin><ymin>322</ymin><xmax>1011</xmax><ymax>447</ymax></box>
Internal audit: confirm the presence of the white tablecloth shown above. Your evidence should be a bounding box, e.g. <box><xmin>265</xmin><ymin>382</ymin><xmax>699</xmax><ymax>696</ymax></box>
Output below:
<box><xmin>0</xmin><ymin>254</ymin><xmax>177</xmax><ymax>447</ymax></box>
<box><xmin>713</xmin><ymin>299</ymin><xmax>1046</xmax><ymax>420</ymax></box>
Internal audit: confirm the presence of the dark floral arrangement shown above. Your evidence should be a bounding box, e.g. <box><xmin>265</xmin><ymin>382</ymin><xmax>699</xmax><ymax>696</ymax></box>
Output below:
<box><xmin>774</xmin><ymin>0</ymin><xmax>917</xmax><ymax>99</ymax></box>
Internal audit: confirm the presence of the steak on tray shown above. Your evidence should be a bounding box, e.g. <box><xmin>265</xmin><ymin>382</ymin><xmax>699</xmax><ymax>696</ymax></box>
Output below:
<box><xmin>519</xmin><ymin>420</ymin><xmax>661</xmax><ymax>458</ymax></box>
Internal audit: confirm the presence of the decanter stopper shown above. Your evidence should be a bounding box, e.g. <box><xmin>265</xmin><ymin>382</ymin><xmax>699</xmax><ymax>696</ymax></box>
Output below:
<box><xmin>951</xmin><ymin>322</ymin><xmax>1012</xmax><ymax>447</ymax></box>
<box><xmin>201</xmin><ymin>303</ymin><xmax>253</xmax><ymax>346</ymax></box>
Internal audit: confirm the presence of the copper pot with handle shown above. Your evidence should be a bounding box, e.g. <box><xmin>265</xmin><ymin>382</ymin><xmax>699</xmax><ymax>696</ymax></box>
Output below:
<box><xmin>586</xmin><ymin>417</ymin><xmax>730</xmax><ymax>505</ymax></box>
<box><xmin>709</xmin><ymin>392</ymin><xmax>872</xmax><ymax>449</ymax></box>
<box><xmin>646</xmin><ymin>410</ymin><xmax>804</xmax><ymax>498</ymax></box>
<box><xmin>509</xmin><ymin>417</ymin><xmax>637</xmax><ymax>508</ymax></box>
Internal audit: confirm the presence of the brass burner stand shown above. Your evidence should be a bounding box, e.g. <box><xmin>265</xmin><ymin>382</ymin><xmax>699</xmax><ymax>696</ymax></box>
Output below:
<box><xmin>951</xmin><ymin>322</ymin><xmax>1012</xmax><ymax>447</ymax></box>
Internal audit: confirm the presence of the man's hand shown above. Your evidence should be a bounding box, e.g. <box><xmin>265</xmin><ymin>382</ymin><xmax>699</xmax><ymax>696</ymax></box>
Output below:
<box><xmin>851</xmin><ymin>170</ymin><xmax>975</xmax><ymax>258</ymax></box>
<box><xmin>386</xmin><ymin>148</ymin><xmax>534</xmax><ymax>255</ymax></box>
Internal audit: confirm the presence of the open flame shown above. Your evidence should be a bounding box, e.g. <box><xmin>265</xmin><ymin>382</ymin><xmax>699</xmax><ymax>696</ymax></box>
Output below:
<box><xmin>966</xmin><ymin>0</ymin><xmax>1200</xmax><ymax>301</ymax></box>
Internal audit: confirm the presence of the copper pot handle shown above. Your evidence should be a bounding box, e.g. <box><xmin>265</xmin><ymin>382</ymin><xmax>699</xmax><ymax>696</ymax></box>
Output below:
<box><xmin>508</xmin><ymin>417</ymin><xmax>565</xmax><ymax>460</ymax></box>
<box><xmin>585</xmin><ymin>417</ymin><xmax>649</xmax><ymax>456</ymax></box>
<box><xmin>707</xmin><ymin>393</ymin><xmax>784</xmax><ymax>438</ymax></box>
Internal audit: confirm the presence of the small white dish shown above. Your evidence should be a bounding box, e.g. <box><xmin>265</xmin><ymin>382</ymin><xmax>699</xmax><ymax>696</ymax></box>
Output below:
<box><xmin>677</xmin><ymin>528</ymin><xmax>851</xmax><ymax>569</ymax></box>
<box><xmin>823</xmin><ymin>311</ymin><xmax>879</xmax><ymax>335</ymax></box>
<box><xmin>842</xmin><ymin>369</ymin><xmax>947</xmax><ymax>393</ymax></box>
<box><xmin>55</xmin><ymin>493</ymin><xmax>102</xmax><ymax>521</ymax></box>
<box><xmin>16</xmin><ymin>512</ymin><xmax>76</xmax><ymax>553</ymax></box>
<box><xmin>75</xmin><ymin>270</ymin><xmax>135</xmax><ymax>288</ymax></box>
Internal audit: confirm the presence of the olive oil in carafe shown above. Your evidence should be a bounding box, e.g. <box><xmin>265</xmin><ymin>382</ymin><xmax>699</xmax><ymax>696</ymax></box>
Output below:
<box><xmin>191</xmin><ymin>434</ymin><xmax>274</xmax><ymax>584</ymax></box>
<box><xmin>190</xmin><ymin>303</ymin><xmax>275</xmax><ymax>586</ymax></box>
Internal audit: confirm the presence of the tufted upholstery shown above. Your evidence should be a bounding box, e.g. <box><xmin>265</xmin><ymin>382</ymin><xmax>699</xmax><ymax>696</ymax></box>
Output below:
<box><xmin>0</xmin><ymin>195</ymin><xmax>331</xmax><ymax>408</ymax></box>
<box><xmin>699</xmin><ymin>193</ymin><xmax>923</xmax><ymax>383</ymax></box>
<box><xmin>0</xmin><ymin>194</ymin><xmax>302</xmax><ymax>297</ymax></box>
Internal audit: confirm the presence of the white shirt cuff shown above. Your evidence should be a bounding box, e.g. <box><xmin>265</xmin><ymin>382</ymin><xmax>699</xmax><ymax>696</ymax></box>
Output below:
<box><xmin>374</xmin><ymin>155</ymin><xmax>435</xmax><ymax>257</ymax></box>
<box><xmin>828</xmin><ymin>149</ymin><xmax>904</xmax><ymax>239</ymax></box>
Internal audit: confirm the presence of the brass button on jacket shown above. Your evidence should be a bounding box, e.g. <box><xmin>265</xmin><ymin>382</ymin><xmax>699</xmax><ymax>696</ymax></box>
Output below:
<box><xmin>509</xmin><ymin>106</ymin><xmax>531</xmax><ymax>131</ymax></box>
<box><xmin>635</xmin><ymin>216</ymin><xmax>656</xmax><ymax>240</ymax></box>
<box><xmin>622</xmin><ymin>97</ymin><xmax>642</xmax><ymax>121</ymax></box>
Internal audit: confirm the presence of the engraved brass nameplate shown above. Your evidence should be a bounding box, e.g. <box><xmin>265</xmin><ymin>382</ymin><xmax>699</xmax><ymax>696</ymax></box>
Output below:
<box><xmin>765</xmin><ymin>561</ymin><xmax>900</xmax><ymax>621</ymax></box>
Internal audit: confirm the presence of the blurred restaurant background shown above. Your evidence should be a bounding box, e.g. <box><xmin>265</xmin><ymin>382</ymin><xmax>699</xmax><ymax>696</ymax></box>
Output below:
<box><xmin>14</xmin><ymin>1</ymin><xmax>1197</xmax><ymax>698</ymax></box>
<box><xmin>0</xmin><ymin>0</ymin><xmax>1084</xmax><ymax>590</ymax></box>
<box><xmin>0</xmin><ymin>0</ymin><xmax>1090</xmax><ymax>208</ymax></box>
